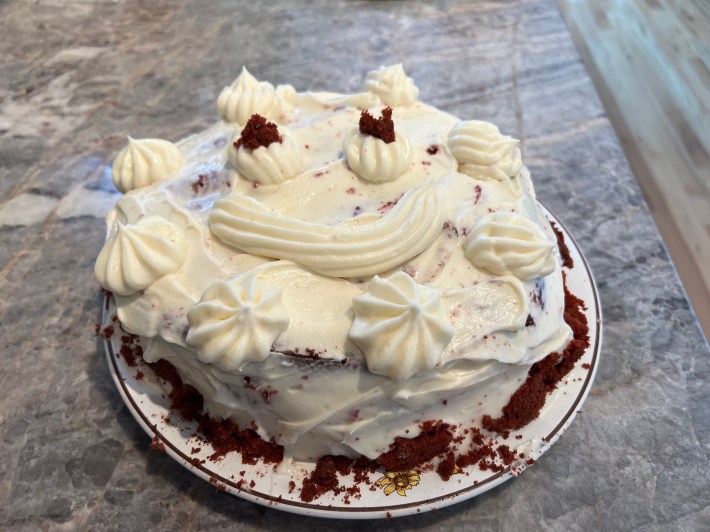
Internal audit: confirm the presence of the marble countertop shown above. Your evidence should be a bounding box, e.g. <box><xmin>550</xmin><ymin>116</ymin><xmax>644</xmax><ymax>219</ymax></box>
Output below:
<box><xmin>1</xmin><ymin>0</ymin><xmax>708</xmax><ymax>530</ymax></box>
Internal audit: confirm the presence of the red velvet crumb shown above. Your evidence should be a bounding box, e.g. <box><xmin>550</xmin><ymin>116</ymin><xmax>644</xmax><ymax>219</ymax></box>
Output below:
<box><xmin>191</xmin><ymin>174</ymin><xmax>207</xmax><ymax>193</ymax></box>
<box><xmin>150</xmin><ymin>435</ymin><xmax>166</xmax><ymax>453</ymax></box>
<box><xmin>359</xmin><ymin>107</ymin><xmax>396</xmax><ymax>143</ymax></box>
<box><xmin>235</xmin><ymin>114</ymin><xmax>282</xmax><ymax>150</ymax></box>
<box><xmin>378</xmin><ymin>421</ymin><xmax>453</xmax><ymax>471</ymax></box>
<box><xmin>300</xmin><ymin>455</ymin><xmax>353</xmax><ymax>502</ymax></box>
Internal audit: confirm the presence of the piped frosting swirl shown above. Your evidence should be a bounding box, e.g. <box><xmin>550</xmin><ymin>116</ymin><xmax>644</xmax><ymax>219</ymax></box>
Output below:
<box><xmin>229</xmin><ymin>123</ymin><xmax>304</xmax><ymax>185</ymax></box>
<box><xmin>217</xmin><ymin>67</ymin><xmax>278</xmax><ymax>125</ymax></box>
<box><xmin>349</xmin><ymin>272</ymin><xmax>454</xmax><ymax>381</ymax></box>
<box><xmin>447</xmin><ymin>120</ymin><xmax>522</xmax><ymax>180</ymax></box>
<box><xmin>343</xmin><ymin>127</ymin><xmax>412</xmax><ymax>183</ymax></box>
<box><xmin>209</xmin><ymin>184</ymin><xmax>444</xmax><ymax>278</ymax></box>
<box><xmin>464</xmin><ymin>212</ymin><xmax>556</xmax><ymax>280</ymax></box>
<box><xmin>112</xmin><ymin>137</ymin><xmax>184</xmax><ymax>193</ymax></box>
<box><xmin>363</xmin><ymin>64</ymin><xmax>419</xmax><ymax>107</ymax></box>
<box><xmin>95</xmin><ymin>215</ymin><xmax>187</xmax><ymax>295</ymax></box>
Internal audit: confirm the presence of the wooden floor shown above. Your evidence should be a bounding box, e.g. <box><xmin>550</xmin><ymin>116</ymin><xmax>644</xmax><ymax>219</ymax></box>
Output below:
<box><xmin>557</xmin><ymin>0</ymin><xmax>710</xmax><ymax>342</ymax></box>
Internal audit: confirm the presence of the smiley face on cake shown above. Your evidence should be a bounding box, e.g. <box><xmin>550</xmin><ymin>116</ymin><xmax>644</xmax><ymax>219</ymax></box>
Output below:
<box><xmin>97</xmin><ymin>64</ymin><xmax>577</xmax><ymax>472</ymax></box>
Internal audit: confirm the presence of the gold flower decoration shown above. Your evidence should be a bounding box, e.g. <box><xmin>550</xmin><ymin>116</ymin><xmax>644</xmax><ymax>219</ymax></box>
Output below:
<box><xmin>375</xmin><ymin>470</ymin><xmax>421</xmax><ymax>496</ymax></box>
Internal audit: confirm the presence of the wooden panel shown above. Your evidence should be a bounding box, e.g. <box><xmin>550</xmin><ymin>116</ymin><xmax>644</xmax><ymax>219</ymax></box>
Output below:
<box><xmin>557</xmin><ymin>0</ymin><xmax>710</xmax><ymax>341</ymax></box>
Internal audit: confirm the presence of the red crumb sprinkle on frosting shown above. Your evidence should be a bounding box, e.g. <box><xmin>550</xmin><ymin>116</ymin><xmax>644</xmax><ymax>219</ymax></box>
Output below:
<box><xmin>235</xmin><ymin>114</ymin><xmax>282</xmax><ymax>150</ymax></box>
<box><xmin>359</xmin><ymin>107</ymin><xmax>396</xmax><ymax>143</ymax></box>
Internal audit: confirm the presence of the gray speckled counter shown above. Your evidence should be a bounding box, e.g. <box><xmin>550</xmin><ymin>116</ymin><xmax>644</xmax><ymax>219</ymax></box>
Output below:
<box><xmin>1</xmin><ymin>1</ymin><xmax>708</xmax><ymax>530</ymax></box>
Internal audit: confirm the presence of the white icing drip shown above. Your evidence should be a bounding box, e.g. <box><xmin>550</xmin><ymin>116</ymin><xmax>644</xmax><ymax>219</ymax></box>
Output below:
<box><xmin>112</xmin><ymin>137</ymin><xmax>184</xmax><ymax>193</ymax></box>
<box><xmin>95</xmin><ymin>215</ymin><xmax>186</xmax><ymax>295</ymax></box>
<box><xmin>464</xmin><ymin>212</ymin><xmax>556</xmax><ymax>280</ymax></box>
<box><xmin>349</xmin><ymin>272</ymin><xmax>454</xmax><ymax>381</ymax></box>
<box><xmin>363</xmin><ymin>64</ymin><xmax>419</xmax><ymax>106</ymax></box>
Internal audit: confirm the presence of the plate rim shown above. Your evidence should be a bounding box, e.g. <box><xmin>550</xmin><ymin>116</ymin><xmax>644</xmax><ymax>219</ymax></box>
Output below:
<box><xmin>102</xmin><ymin>203</ymin><xmax>602</xmax><ymax>519</ymax></box>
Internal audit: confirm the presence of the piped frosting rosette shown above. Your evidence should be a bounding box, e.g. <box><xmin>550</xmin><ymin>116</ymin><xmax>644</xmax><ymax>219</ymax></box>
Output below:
<box><xmin>349</xmin><ymin>272</ymin><xmax>454</xmax><ymax>381</ymax></box>
<box><xmin>112</xmin><ymin>137</ymin><xmax>184</xmax><ymax>193</ymax></box>
<box><xmin>447</xmin><ymin>120</ymin><xmax>522</xmax><ymax>185</ymax></box>
<box><xmin>228</xmin><ymin>123</ymin><xmax>304</xmax><ymax>185</ymax></box>
<box><xmin>464</xmin><ymin>212</ymin><xmax>556</xmax><ymax>280</ymax></box>
<box><xmin>217</xmin><ymin>67</ymin><xmax>298</xmax><ymax>125</ymax></box>
<box><xmin>343</xmin><ymin>126</ymin><xmax>412</xmax><ymax>183</ymax></box>
<box><xmin>186</xmin><ymin>273</ymin><xmax>290</xmax><ymax>372</ymax></box>
<box><xmin>363</xmin><ymin>64</ymin><xmax>419</xmax><ymax>106</ymax></box>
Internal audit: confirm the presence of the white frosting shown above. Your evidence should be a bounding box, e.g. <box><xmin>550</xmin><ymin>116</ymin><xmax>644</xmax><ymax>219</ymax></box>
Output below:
<box><xmin>364</xmin><ymin>64</ymin><xmax>419</xmax><ymax>106</ymax></box>
<box><xmin>447</xmin><ymin>120</ymin><xmax>522</xmax><ymax>180</ymax></box>
<box><xmin>349</xmin><ymin>272</ymin><xmax>454</xmax><ymax>381</ymax></box>
<box><xmin>228</xmin><ymin>126</ymin><xmax>304</xmax><ymax>185</ymax></box>
<box><xmin>95</xmin><ymin>215</ymin><xmax>186</xmax><ymax>295</ymax></box>
<box><xmin>98</xmin><ymin>65</ymin><xmax>574</xmax><ymax>461</ymax></box>
<box><xmin>217</xmin><ymin>67</ymin><xmax>278</xmax><ymax>125</ymax></box>
<box><xmin>343</xmin><ymin>127</ymin><xmax>412</xmax><ymax>183</ymax></box>
<box><xmin>464</xmin><ymin>212</ymin><xmax>556</xmax><ymax>280</ymax></box>
<box><xmin>112</xmin><ymin>137</ymin><xmax>184</xmax><ymax>193</ymax></box>
<box><xmin>186</xmin><ymin>272</ymin><xmax>289</xmax><ymax>371</ymax></box>
<box><xmin>209</xmin><ymin>183</ymin><xmax>444</xmax><ymax>278</ymax></box>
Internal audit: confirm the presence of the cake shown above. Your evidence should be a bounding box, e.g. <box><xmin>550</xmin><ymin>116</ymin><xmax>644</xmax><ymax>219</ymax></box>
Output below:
<box><xmin>96</xmin><ymin>64</ymin><xmax>589</xmax><ymax>498</ymax></box>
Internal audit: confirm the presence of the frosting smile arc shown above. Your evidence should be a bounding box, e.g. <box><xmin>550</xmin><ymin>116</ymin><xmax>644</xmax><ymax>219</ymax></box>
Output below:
<box><xmin>209</xmin><ymin>184</ymin><xmax>444</xmax><ymax>278</ymax></box>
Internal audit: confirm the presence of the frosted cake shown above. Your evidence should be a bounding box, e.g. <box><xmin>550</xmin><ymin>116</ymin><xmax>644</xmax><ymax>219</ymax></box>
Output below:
<box><xmin>96</xmin><ymin>65</ymin><xmax>588</xmax><ymax>496</ymax></box>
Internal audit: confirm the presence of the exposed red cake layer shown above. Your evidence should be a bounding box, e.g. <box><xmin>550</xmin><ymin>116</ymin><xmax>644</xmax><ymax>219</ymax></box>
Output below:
<box><xmin>377</xmin><ymin>421</ymin><xmax>453</xmax><ymax>471</ymax></box>
<box><xmin>235</xmin><ymin>114</ymin><xmax>282</xmax><ymax>150</ymax></box>
<box><xmin>550</xmin><ymin>221</ymin><xmax>574</xmax><ymax>269</ymax></box>
<box><xmin>300</xmin><ymin>455</ymin><xmax>354</xmax><ymax>502</ymax></box>
<box><xmin>197</xmin><ymin>417</ymin><xmax>283</xmax><ymax>464</ymax></box>
<box><xmin>148</xmin><ymin>359</ymin><xmax>283</xmax><ymax>464</ymax></box>
<box><xmin>481</xmin><ymin>272</ymin><xmax>589</xmax><ymax>432</ymax></box>
<box><xmin>359</xmin><ymin>107</ymin><xmax>395</xmax><ymax>143</ymax></box>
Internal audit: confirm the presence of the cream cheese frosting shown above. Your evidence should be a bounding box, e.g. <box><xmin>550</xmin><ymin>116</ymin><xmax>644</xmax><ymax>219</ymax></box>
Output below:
<box><xmin>343</xmin><ymin>126</ymin><xmax>413</xmax><ymax>183</ymax></box>
<box><xmin>112</xmin><ymin>137</ymin><xmax>185</xmax><ymax>193</ymax></box>
<box><xmin>363</xmin><ymin>64</ymin><xmax>419</xmax><ymax>107</ymax></box>
<box><xmin>95</xmin><ymin>214</ymin><xmax>186</xmax><ymax>295</ymax></box>
<box><xmin>464</xmin><ymin>212</ymin><xmax>556</xmax><ymax>280</ymax></box>
<box><xmin>228</xmin><ymin>125</ymin><xmax>304</xmax><ymax>185</ymax></box>
<box><xmin>186</xmin><ymin>272</ymin><xmax>289</xmax><ymax>371</ymax></box>
<box><xmin>447</xmin><ymin>120</ymin><xmax>523</xmax><ymax>181</ymax></box>
<box><xmin>209</xmin><ymin>183</ymin><xmax>443</xmax><ymax>278</ymax></box>
<box><xmin>217</xmin><ymin>67</ymin><xmax>279</xmax><ymax>125</ymax></box>
<box><xmin>350</xmin><ymin>272</ymin><xmax>454</xmax><ymax>381</ymax></box>
<box><xmin>98</xmin><ymin>65</ymin><xmax>573</xmax><ymax>461</ymax></box>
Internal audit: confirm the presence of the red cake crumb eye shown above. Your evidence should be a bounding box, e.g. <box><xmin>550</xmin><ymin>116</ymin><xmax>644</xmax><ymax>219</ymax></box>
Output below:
<box><xmin>235</xmin><ymin>114</ymin><xmax>282</xmax><ymax>150</ymax></box>
<box><xmin>359</xmin><ymin>107</ymin><xmax>396</xmax><ymax>143</ymax></box>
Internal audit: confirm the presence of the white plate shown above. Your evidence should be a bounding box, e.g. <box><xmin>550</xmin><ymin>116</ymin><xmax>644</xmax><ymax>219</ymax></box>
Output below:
<box><xmin>102</xmin><ymin>205</ymin><xmax>601</xmax><ymax>519</ymax></box>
